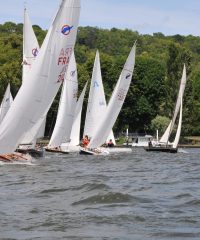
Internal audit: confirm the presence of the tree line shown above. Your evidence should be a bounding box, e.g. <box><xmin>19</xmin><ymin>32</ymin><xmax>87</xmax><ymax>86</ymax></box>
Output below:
<box><xmin>0</xmin><ymin>22</ymin><xmax>199</xmax><ymax>137</ymax></box>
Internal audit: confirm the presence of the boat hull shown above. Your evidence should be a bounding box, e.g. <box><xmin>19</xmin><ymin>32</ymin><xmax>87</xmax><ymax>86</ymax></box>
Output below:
<box><xmin>79</xmin><ymin>147</ymin><xmax>109</xmax><ymax>155</ymax></box>
<box><xmin>45</xmin><ymin>147</ymin><xmax>69</xmax><ymax>154</ymax></box>
<box><xmin>16</xmin><ymin>148</ymin><xmax>44</xmax><ymax>158</ymax></box>
<box><xmin>144</xmin><ymin>146</ymin><xmax>178</xmax><ymax>153</ymax></box>
<box><xmin>0</xmin><ymin>152</ymin><xmax>32</xmax><ymax>162</ymax></box>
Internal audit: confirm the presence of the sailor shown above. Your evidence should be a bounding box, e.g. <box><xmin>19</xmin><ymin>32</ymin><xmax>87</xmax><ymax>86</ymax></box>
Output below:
<box><xmin>82</xmin><ymin>135</ymin><xmax>90</xmax><ymax>148</ymax></box>
<box><xmin>107</xmin><ymin>139</ymin><xmax>114</xmax><ymax>147</ymax></box>
<box><xmin>148</xmin><ymin>139</ymin><xmax>153</xmax><ymax>147</ymax></box>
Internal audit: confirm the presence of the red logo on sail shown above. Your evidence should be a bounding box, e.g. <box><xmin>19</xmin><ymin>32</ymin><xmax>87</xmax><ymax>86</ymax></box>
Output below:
<box><xmin>61</xmin><ymin>25</ymin><xmax>73</xmax><ymax>35</ymax></box>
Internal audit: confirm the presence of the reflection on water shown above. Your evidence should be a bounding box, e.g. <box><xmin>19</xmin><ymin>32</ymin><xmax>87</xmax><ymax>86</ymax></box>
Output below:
<box><xmin>0</xmin><ymin>148</ymin><xmax>200</xmax><ymax>239</ymax></box>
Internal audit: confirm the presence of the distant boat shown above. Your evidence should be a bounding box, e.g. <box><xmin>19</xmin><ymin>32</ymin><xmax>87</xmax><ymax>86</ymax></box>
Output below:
<box><xmin>83</xmin><ymin>50</ymin><xmax>116</xmax><ymax>145</ymax></box>
<box><xmin>0</xmin><ymin>83</ymin><xmax>13</xmax><ymax>124</ymax></box>
<box><xmin>46</xmin><ymin>51</ymin><xmax>78</xmax><ymax>154</ymax></box>
<box><xmin>145</xmin><ymin>65</ymin><xmax>186</xmax><ymax>153</ymax></box>
<box><xmin>0</xmin><ymin>0</ymin><xmax>81</xmax><ymax>161</ymax></box>
<box><xmin>80</xmin><ymin>42</ymin><xmax>136</xmax><ymax>155</ymax></box>
<box><xmin>127</xmin><ymin>135</ymin><xmax>153</xmax><ymax>147</ymax></box>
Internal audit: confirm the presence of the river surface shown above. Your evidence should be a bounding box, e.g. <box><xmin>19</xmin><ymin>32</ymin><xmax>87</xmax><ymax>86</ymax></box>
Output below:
<box><xmin>0</xmin><ymin>148</ymin><xmax>200</xmax><ymax>240</ymax></box>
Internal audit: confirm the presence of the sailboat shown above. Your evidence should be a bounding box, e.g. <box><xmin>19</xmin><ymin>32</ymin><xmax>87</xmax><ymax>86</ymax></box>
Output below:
<box><xmin>83</xmin><ymin>50</ymin><xmax>116</xmax><ymax>145</ymax></box>
<box><xmin>0</xmin><ymin>0</ymin><xmax>81</xmax><ymax>161</ymax></box>
<box><xmin>45</xmin><ymin>51</ymin><xmax>78</xmax><ymax>153</ymax></box>
<box><xmin>0</xmin><ymin>83</ymin><xmax>13</xmax><ymax>124</ymax></box>
<box><xmin>80</xmin><ymin>42</ymin><xmax>136</xmax><ymax>155</ymax></box>
<box><xmin>145</xmin><ymin>65</ymin><xmax>186</xmax><ymax>153</ymax></box>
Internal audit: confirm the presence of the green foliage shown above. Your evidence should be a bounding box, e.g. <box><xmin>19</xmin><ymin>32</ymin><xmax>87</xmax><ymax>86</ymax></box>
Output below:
<box><xmin>0</xmin><ymin>22</ymin><xmax>200</xmax><ymax>135</ymax></box>
<box><xmin>151</xmin><ymin>115</ymin><xmax>171</xmax><ymax>136</ymax></box>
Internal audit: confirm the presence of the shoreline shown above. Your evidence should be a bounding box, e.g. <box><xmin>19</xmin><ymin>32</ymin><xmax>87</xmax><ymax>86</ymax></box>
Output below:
<box><xmin>179</xmin><ymin>144</ymin><xmax>200</xmax><ymax>148</ymax></box>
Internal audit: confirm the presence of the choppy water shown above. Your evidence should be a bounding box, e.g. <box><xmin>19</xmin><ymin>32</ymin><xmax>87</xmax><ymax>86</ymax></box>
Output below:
<box><xmin>0</xmin><ymin>148</ymin><xmax>200</xmax><ymax>240</ymax></box>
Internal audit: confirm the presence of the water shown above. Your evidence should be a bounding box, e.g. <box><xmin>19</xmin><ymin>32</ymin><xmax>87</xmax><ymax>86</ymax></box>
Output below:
<box><xmin>1</xmin><ymin>148</ymin><xmax>200</xmax><ymax>240</ymax></box>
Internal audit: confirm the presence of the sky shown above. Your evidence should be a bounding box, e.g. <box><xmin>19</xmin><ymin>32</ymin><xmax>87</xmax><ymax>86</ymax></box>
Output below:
<box><xmin>0</xmin><ymin>0</ymin><xmax>200</xmax><ymax>36</ymax></box>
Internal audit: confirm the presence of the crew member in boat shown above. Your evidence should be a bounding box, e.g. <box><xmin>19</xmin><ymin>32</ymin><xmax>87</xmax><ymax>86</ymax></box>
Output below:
<box><xmin>148</xmin><ymin>139</ymin><xmax>153</xmax><ymax>147</ymax></box>
<box><xmin>81</xmin><ymin>135</ymin><xmax>90</xmax><ymax>148</ymax></box>
<box><xmin>107</xmin><ymin>139</ymin><xmax>114</xmax><ymax>147</ymax></box>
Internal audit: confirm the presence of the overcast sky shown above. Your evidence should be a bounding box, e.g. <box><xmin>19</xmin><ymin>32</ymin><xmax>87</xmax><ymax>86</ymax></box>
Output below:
<box><xmin>0</xmin><ymin>0</ymin><xmax>200</xmax><ymax>36</ymax></box>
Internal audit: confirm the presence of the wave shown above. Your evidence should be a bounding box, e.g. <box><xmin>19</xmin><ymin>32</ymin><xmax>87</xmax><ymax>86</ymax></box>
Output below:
<box><xmin>40</xmin><ymin>188</ymin><xmax>69</xmax><ymax>194</ymax></box>
<box><xmin>72</xmin><ymin>192</ymin><xmax>149</xmax><ymax>205</ymax></box>
<box><xmin>174</xmin><ymin>193</ymin><xmax>192</xmax><ymax>199</ymax></box>
<box><xmin>178</xmin><ymin>148</ymin><xmax>188</xmax><ymax>153</ymax></box>
<box><xmin>84</xmin><ymin>183</ymin><xmax>111</xmax><ymax>191</ymax></box>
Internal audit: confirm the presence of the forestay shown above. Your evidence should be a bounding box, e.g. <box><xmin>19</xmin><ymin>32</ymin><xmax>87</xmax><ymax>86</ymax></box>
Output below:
<box><xmin>88</xmin><ymin>43</ymin><xmax>136</xmax><ymax>149</ymax></box>
<box><xmin>0</xmin><ymin>0</ymin><xmax>81</xmax><ymax>154</ymax></box>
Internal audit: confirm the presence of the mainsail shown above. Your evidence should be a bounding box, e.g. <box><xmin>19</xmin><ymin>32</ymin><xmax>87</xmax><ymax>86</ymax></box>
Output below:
<box><xmin>88</xmin><ymin>43</ymin><xmax>136</xmax><ymax>148</ymax></box>
<box><xmin>0</xmin><ymin>0</ymin><xmax>81</xmax><ymax>154</ymax></box>
<box><xmin>22</xmin><ymin>7</ymin><xmax>39</xmax><ymax>84</ymax></box>
<box><xmin>0</xmin><ymin>84</ymin><xmax>13</xmax><ymax>124</ymax></box>
<box><xmin>48</xmin><ymin>51</ymin><xmax>78</xmax><ymax>147</ymax></box>
<box><xmin>83</xmin><ymin>50</ymin><xmax>115</xmax><ymax>143</ymax></box>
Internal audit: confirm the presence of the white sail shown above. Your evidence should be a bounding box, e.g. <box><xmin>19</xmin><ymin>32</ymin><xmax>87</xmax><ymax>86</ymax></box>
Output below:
<box><xmin>20</xmin><ymin>8</ymin><xmax>46</xmax><ymax>145</ymax></box>
<box><xmin>160</xmin><ymin>64</ymin><xmax>186</xmax><ymax>143</ymax></box>
<box><xmin>22</xmin><ymin>8</ymin><xmax>39</xmax><ymax>84</ymax></box>
<box><xmin>159</xmin><ymin>120</ymin><xmax>172</xmax><ymax>143</ymax></box>
<box><xmin>172</xmin><ymin>94</ymin><xmax>183</xmax><ymax>149</ymax></box>
<box><xmin>0</xmin><ymin>84</ymin><xmax>13</xmax><ymax>124</ymax></box>
<box><xmin>83</xmin><ymin>50</ymin><xmax>115</xmax><ymax>143</ymax></box>
<box><xmin>36</xmin><ymin>118</ymin><xmax>46</xmax><ymax>139</ymax></box>
<box><xmin>48</xmin><ymin>51</ymin><xmax>78</xmax><ymax>147</ymax></box>
<box><xmin>20</xmin><ymin>116</ymin><xmax>46</xmax><ymax>145</ymax></box>
<box><xmin>69</xmin><ymin>82</ymin><xmax>88</xmax><ymax>146</ymax></box>
<box><xmin>88</xmin><ymin>43</ymin><xmax>136</xmax><ymax>149</ymax></box>
<box><xmin>0</xmin><ymin>0</ymin><xmax>81</xmax><ymax>154</ymax></box>
<box><xmin>170</xmin><ymin>65</ymin><xmax>186</xmax><ymax>133</ymax></box>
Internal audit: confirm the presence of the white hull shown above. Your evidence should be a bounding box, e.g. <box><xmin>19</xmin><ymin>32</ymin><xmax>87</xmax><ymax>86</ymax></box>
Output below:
<box><xmin>80</xmin><ymin>147</ymin><xmax>109</xmax><ymax>155</ymax></box>
<box><xmin>61</xmin><ymin>144</ymin><xmax>80</xmax><ymax>152</ymax></box>
<box><xmin>80</xmin><ymin>147</ymin><xmax>131</xmax><ymax>155</ymax></box>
